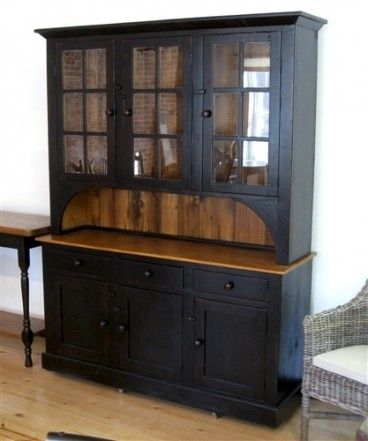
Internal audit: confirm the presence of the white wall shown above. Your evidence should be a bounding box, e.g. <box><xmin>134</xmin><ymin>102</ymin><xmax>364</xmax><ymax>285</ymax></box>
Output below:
<box><xmin>0</xmin><ymin>0</ymin><xmax>367</xmax><ymax>319</ymax></box>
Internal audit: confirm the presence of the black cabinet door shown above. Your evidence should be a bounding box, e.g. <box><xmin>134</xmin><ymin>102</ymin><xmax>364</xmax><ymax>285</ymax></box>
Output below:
<box><xmin>117</xmin><ymin>36</ymin><xmax>192</xmax><ymax>190</ymax></box>
<box><xmin>112</xmin><ymin>286</ymin><xmax>183</xmax><ymax>380</ymax></box>
<box><xmin>54</xmin><ymin>39</ymin><xmax>115</xmax><ymax>183</ymax></box>
<box><xmin>193</xmin><ymin>298</ymin><xmax>267</xmax><ymax>399</ymax></box>
<box><xmin>202</xmin><ymin>32</ymin><xmax>280</xmax><ymax>196</ymax></box>
<box><xmin>45</xmin><ymin>275</ymin><xmax>111</xmax><ymax>365</ymax></box>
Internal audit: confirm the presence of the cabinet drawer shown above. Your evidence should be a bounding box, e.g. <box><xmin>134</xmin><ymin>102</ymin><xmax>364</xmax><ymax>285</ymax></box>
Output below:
<box><xmin>45</xmin><ymin>248</ymin><xmax>110</xmax><ymax>277</ymax></box>
<box><xmin>193</xmin><ymin>269</ymin><xmax>268</xmax><ymax>302</ymax></box>
<box><xmin>115</xmin><ymin>259</ymin><xmax>183</xmax><ymax>291</ymax></box>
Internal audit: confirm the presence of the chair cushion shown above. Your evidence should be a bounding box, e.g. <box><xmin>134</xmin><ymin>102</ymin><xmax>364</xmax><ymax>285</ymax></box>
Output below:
<box><xmin>313</xmin><ymin>345</ymin><xmax>368</xmax><ymax>385</ymax></box>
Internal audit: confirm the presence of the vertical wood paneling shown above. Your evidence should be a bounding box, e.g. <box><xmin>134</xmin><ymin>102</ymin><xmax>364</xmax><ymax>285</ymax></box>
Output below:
<box><xmin>159</xmin><ymin>193</ymin><xmax>179</xmax><ymax>235</ymax></box>
<box><xmin>62</xmin><ymin>188</ymin><xmax>274</xmax><ymax>247</ymax></box>
<box><xmin>99</xmin><ymin>188</ymin><xmax>115</xmax><ymax>227</ymax></box>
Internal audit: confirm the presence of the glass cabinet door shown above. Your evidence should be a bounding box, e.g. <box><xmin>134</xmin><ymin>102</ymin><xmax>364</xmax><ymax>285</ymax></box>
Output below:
<box><xmin>203</xmin><ymin>33</ymin><xmax>280</xmax><ymax>195</ymax></box>
<box><xmin>122</xmin><ymin>37</ymin><xmax>191</xmax><ymax>188</ymax></box>
<box><xmin>59</xmin><ymin>41</ymin><xmax>114</xmax><ymax>179</ymax></box>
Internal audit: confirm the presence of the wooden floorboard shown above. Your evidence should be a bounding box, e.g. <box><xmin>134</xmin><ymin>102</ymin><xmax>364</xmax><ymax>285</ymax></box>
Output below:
<box><xmin>0</xmin><ymin>334</ymin><xmax>362</xmax><ymax>441</ymax></box>
<box><xmin>0</xmin><ymin>311</ymin><xmax>44</xmax><ymax>337</ymax></box>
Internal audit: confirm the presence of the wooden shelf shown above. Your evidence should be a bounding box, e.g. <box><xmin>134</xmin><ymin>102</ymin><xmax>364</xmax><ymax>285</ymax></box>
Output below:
<box><xmin>37</xmin><ymin>228</ymin><xmax>315</xmax><ymax>275</ymax></box>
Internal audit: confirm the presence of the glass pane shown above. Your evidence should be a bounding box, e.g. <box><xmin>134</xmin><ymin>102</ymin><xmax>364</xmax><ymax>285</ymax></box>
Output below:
<box><xmin>243</xmin><ymin>92</ymin><xmax>269</xmax><ymax>137</ymax></box>
<box><xmin>133</xmin><ymin>47</ymin><xmax>156</xmax><ymax>89</ymax></box>
<box><xmin>87</xmin><ymin>136</ymin><xmax>107</xmax><ymax>175</ymax></box>
<box><xmin>213</xmin><ymin>93</ymin><xmax>238</xmax><ymax>136</ymax></box>
<box><xmin>133</xmin><ymin>93</ymin><xmax>156</xmax><ymax>134</ymax></box>
<box><xmin>134</xmin><ymin>138</ymin><xmax>156</xmax><ymax>178</ymax></box>
<box><xmin>213</xmin><ymin>43</ymin><xmax>239</xmax><ymax>87</ymax></box>
<box><xmin>159</xmin><ymin>46</ymin><xmax>183</xmax><ymax>88</ymax></box>
<box><xmin>63</xmin><ymin>93</ymin><xmax>83</xmax><ymax>132</ymax></box>
<box><xmin>85</xmin><ymin>49</ymin><xmax>106</xmax><ymax>89</ymax></box>
<box><xmin>159</xmin><ymin>93</ymin><xmax>182</xmax><ymax>134</ymax></box>
<box><xmin>242</xmin><ymin>141</ymin><xmax>268</xmax><ymax>185</ymax></box>
<box><xmin>160</xmin><ymin>138</ymin><xmax>181</xmax><ymax>180</ymax></box>
<box><xmin>86</xmin><ymin>93</ymin><xmax>106</xmax><ymax>132</ymax></box>
<box><xmin>212</xmin><ymin>140</ymin><xmax>238</xmax><ymax>183</ymax></box>
<box><xmin>62</xmin><ymin>50</ymin><xmax>83</xmax><ymax>89</ymax></box>
<box><xmin>243</xmin><ymin>43</ymin><xmax>270</xmax><ymax>88</ymax></box>
<box><xmin>64</xmin><ymin>135</ymin><xmax>84</xmax><ymax>173</ymax></box>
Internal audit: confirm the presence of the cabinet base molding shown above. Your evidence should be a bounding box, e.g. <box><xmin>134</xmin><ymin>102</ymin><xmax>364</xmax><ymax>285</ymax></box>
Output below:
<box><xmin>42</xmin><ymin>352</ymin><xmax>300</xmax><ymax>428</ymax></box>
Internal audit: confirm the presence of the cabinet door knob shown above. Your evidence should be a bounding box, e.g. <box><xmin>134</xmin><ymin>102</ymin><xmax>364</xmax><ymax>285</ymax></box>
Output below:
<box><xmin>194</xmin><ymin>338</ymin><xmax>204</xmax><ymax>347</ymax></box>
<box><xmin>105</xmin><ymin>109</ymin><xmax>115</xmax><ymax>116</ymax></box>
<box><xmin>119</xmin><ymin>323</ymin><xmax>128</xmax><ymax>332</ymax></box>
<box><xmin>144</xmin><ymin>269</ymin><xmax>153</xmax><ymax>278</ymax></box>
<box><xmin>224</xmin><ymin>281</ymin><xmax>234</xmax><ymax>290</ymax></box>
<box><xmin>73</xmin><ymin>258</ymin><xmax>83</xmax><ymax>267</ymax></box>
<box><xmin>201</xmin><ymin>109</ymin><xmax>212</xmax><ymax>118</ymax></box>
<box><xmin>123</xmin><ymin>109</ymin><xmax>132</xmax><ymax>117</ymax></box>
<box><xmin>99</xmin><ymin>320</ymin><xmax>108</xmax><ymax>328</ymax></box>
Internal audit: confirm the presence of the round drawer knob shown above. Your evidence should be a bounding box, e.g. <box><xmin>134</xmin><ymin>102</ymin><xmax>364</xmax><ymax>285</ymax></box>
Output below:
<box><xmin>105</xmin><ymin>109</ymin><xmax>115</xmax><ymax>116</ymax></box>
<box><xmin>194</xmin><ymin>338</ymin><xmax>204</xmax><ymax>347</ymax></box>
<box><xmin>99</xmin><ymin>320</ymin><xmax>108</xmax><ymax>328</ymax></box>
<box><xmin>201</xmin><ymin>109</ymin><xmax>212</xmax><ymax>118</ymax></box>
<box><xmin>224</xmin><ymin>281</ymin><xmax>234</xmax><ymax>290</ymax></box>
<box><xmin>119</xmin><ymin>323</ymin><xmax>127</xmax><ymax>332</ymax></box>
<box><xmin>144</xmin><ymin>269</ymin><xmax>153</xmax><ymax>278</ymax></box>
<box><xmin>123</xmin><ymin>108</ymin><xmax>132</xmax><ymax>117</ymax></box>
<box><xmin>73</xmin><ymin>258</ymin><xmax>83</xmax><ymax>267</ymax></box>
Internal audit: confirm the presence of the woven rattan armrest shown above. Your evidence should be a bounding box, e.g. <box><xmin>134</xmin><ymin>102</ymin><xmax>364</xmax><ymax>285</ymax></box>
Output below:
<box><xmin>303</xmin><ymin>280</ymin><xmax>368</xmax><ymax>358</ymax></box>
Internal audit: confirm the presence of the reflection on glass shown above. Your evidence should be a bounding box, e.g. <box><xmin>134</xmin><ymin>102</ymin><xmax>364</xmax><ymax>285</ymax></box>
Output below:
<box><xmin>63</xmin><ymin>93</ymin><xmax>83</xmax><ymax>132</ymax></box>
<box><xmin>243</xmin><ymin>92</ymin><xmax>269</xmax><ymax>137</ymax></box>
<box><xmin>160</xmin><ymin>139</ymin><xmax>181</xmax><ymax>180</ymax></box>
<box><xmin>134</xmin><ymin>138</ymin><xmax>156</xmax><ymax>178</ymax></box>
<box><xmin>243</xmin><ymin>43</ymin><xmax>270</xmax><ymax>88</ymax></box>
<box><xmin>212</xmin><ymin>140</ymin><xmax>238</xmax><ymax>183</ymax></box>
<box><xmin>213</xmin><ymin>93</ymin><xmax>238</xmax><ymax>136</ymax></box>
<box><xmin>87</xmin><ymin>136</ymin><xmax>107</xmax><ymax>175</ymax></box>
<box><xmin>159</xmin><ymin>46</ymin><xmax>183</xmax><ymax>88</ymax></box>
<box><xmin>159</xmin><ymin>93</ymin><xmax>182</xmax><ymax>134</ymax></box>
<box><xmin>133</xmin><ymin>48</ymin><xmax>156</xmax><ymax>89</ymax></box>
<box><xmin>242</xmin><ymin>141</ymin><xmax>268</xmax><ymax>185</ymax></box>
<box><xmin>64</xmin><ymin>135</ymin><xmax>84</xmax><ymax>173</ymax></box>
<box><xmin>86</xmin><ymin>93</ymin><xmax>106</xmax><ymax>132</ymax></box>
<box><xmin>213</xmin><ymin>43</ymin><xmax>239</xmax><ymax>87</ymax></box>
<box><xmin>133</xmin><ymin>93</ymin><xmax>156</xmax><ymax>134</ymax></box>
<box><xmin>62</xmin><ymin>50</ymin><xmax>83</xmax><ymax>89</ymax></box>
<box><xmin>85</xmin><ymin>49</ymin><xmax>106</xmax><ymax>89</ymax></box>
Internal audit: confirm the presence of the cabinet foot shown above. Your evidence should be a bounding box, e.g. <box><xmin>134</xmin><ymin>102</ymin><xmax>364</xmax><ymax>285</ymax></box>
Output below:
<box><xmin>117</xmin><ymin>388</ymin><xmax>126</xmax><ymax>394</ymax></box>
<box><xmin>211</xmin><ymin>412</ymin><xmax>221</xmax><ymax>419</ymax></box>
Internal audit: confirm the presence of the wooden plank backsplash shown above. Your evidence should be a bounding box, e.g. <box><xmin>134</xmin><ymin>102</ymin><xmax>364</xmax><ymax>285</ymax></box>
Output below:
<box><xmin>62</xmin><ymin>188</ymin><xmax>274</xmax><ymax>247</ymax></box>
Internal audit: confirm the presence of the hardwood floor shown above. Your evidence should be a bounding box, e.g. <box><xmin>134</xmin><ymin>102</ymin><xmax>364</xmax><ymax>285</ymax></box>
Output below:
<box><xmin>0</xmin><ymin>334</ymin><xmax>360</xmax><ymax>441</ymax></box>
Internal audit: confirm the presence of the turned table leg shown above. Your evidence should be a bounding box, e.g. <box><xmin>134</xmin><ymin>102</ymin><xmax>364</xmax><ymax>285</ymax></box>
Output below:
<box><xmin>18</xmin><ymin>243</ymin><xmax>34</xmax><ymax>367</ymax></box>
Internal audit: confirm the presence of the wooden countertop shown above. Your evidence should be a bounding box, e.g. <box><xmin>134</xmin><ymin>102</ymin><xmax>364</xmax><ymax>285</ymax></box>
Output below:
<box><xmin>37</xmin><ymin>229</ymin><xmax>315</xmax><ymax>275</ymax></box>
<box><xmin>0</xmin><ymin>211</ymin><xmax>50</xmax><ymax>237</ymax></box>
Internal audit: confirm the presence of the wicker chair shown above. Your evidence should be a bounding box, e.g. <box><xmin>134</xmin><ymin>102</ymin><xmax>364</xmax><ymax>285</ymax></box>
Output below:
<box><xmin>301</xmin><ymin>279</ymin><xmax>368</xmax><ymax>440</ymax></box>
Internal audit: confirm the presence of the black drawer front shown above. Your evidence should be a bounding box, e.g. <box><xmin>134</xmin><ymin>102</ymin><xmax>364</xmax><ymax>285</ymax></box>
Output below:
<box><xmin>115</xmin><ymin>259</ymin><xmax>183</xmax><ymax>291</ymax></box>
<box><xmin>45</xmin><ymin>248</ymin><xmax>111</xmax><ymax>277</ymax></box>
<box><xmin>193</xmin><ymin>269</ymin><xmax>268</xmax><ymax>302</ymax></box>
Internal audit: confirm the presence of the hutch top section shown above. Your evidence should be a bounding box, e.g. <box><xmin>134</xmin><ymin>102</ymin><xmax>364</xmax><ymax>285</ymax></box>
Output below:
<box><xmin>35</xmin><ymin>12</ymin><xmax>327</xmax><ymax>39</ymax></box>
<box><xmin>35</xmin><ymin>11</ymin><xmax>326</xmax><ymax>265</ymax></box>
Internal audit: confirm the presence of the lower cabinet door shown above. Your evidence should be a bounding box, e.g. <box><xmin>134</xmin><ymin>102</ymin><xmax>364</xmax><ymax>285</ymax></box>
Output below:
<box><xmin>193</xmin><ymin>298</ymin><xmax>267</xmax><ymax>400</ymax></box>
<box><xmin>46</xmin><ymin>275</ymin><xmax>111</xmax><ymax>365</ymax></box>
<box><xmin>112</xmin><ymin>286</ymin><xmax>183</xmax><ymax>381</ymax></box>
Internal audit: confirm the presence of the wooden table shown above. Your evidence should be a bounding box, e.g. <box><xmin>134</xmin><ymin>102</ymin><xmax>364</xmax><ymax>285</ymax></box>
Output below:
<box><xmin>0</xmin><ymin>211</ymin><xmax>50</xmax><ymax>367</ymax></box>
